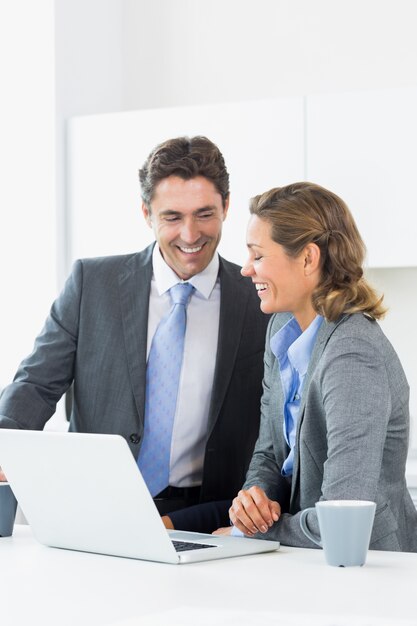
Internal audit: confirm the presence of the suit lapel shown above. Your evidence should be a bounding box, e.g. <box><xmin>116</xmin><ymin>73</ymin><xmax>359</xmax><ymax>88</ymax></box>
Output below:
<box><xmin>268</xmin><ymin>357</ymin><xmax>289</xmax><ymax>462</ymax></box>
<box><xmin>118</xmin><ymin>245</ymin><xmax>154</xmax><ymax>428</ymax></box>
<box><xmin>290</xmin><ymin>315</ymin><xmax>349</xmax><ymax>509</ymax></box>
<box><xmin>206</xmin><ymin>257</ymin><xmax>249</xmax><ymax>434</ymax></box>
<box><xmin>264</xmin><ymin>314</ymin><xmax>294</xmax><ymax>466</ymax></box>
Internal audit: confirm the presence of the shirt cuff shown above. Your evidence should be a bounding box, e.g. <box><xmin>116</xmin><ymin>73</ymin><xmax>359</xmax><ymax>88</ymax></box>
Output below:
<box><xmin>230</xmin><ymin>525</ymin><xmax>245</xmax><ymax>537</ymax></box>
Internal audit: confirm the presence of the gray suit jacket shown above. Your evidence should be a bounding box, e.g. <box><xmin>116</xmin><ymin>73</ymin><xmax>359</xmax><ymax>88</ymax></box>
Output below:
<box><xmin>0</xmin><ymin>245</ymin><xmax>270</xmax><ymax>502</ymax></box>
<box><xmin>243</xmin><ymin>312</ymin><xmax>417</xmax><ymax>551</ymax></box>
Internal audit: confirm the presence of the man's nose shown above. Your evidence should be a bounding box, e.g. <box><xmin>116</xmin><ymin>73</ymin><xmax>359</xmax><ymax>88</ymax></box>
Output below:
<box><xmin>180</xmin><ymin>218</ymin><xmax>200</xmax><ymax>243</ymax></box>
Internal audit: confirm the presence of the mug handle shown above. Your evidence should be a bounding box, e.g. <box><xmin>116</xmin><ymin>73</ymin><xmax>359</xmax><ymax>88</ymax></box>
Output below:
<box><xmin>299</xmin><ymin>507</ymin><xmax>322</xmax><ymax>547</ymax></box>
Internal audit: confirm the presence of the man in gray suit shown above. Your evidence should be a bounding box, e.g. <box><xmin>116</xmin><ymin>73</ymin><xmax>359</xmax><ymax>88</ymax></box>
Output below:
<box><xmin>0</xmin><ymin>136</ymin><xmax>269</xmax><ymax>520</ymax></box>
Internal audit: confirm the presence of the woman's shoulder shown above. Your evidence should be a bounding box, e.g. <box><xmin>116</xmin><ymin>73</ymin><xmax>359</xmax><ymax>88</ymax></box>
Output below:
<box><xmin>328</xmin><ymin>312</ymin><xmax>383</xmax><ymax>339</ymax></box>
<box><xmin>322</xmin><ymin>312</ymin><xmax>398</xmax><ymax>362</ymax></box>
<box><xmin>318</xmin><ymin>313</ymin><xmax>407</xmax><ymax>391</ymax></box>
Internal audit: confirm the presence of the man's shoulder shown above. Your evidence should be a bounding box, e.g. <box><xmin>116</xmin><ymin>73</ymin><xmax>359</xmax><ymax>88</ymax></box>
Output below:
<box><xmin>218</xmin><ymin>255</ymin><xmax>241</xmax><ymax>273</ymax></box>
<box><xmin>218</xmin><ymin>255</ymin><xmax>248</xmax><ymax>287</ymax></box>
<box><xmin>218</xmin><ymin>256</ymin><xmax>271</xmax><ymax>330</ymax></box>
<box><xmin>218</xmin><ymin>255</ymin><xmax>260</xmax><ymax>303</ymax></box>
<box><xmin>74</xmin><ymin>244</ymin><xmax>154</xmax><ymax>276</ymax></box>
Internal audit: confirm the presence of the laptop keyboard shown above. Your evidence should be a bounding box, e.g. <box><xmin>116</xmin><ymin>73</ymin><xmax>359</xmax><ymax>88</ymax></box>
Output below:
<box><xmin>172</xmin><ymin>540</ymin><xmax>216</xmax><ymax>552</ymax></box>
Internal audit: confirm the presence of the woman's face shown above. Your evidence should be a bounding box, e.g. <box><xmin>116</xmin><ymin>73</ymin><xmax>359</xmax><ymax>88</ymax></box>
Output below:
<box><xmin>241</xmin><ymin>215</ymin><xmax>319</xmax><ymax>330</ymax></box>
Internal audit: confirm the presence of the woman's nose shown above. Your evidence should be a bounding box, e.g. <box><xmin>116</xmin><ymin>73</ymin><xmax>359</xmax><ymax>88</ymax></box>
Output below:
<box><xmin>241</xmin><ymin>260</ymin><xmax>254</xmax><ymax>277</ymax></box>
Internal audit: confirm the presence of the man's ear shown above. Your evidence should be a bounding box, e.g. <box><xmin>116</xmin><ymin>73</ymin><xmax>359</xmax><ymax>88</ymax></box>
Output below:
<box><xmin>142</xmin><ymin>201</ymin><xmax>152</xmax><ymax>227</ymax></box>
<box><xmin>222</xmin><ymin>194</ymin><xmax>230</xmax><ymax>220</ymax></box>
<box><xmin>303</xmin><ymin>243</ymin><xmax>321</xmax><ymax>275</ymax></box>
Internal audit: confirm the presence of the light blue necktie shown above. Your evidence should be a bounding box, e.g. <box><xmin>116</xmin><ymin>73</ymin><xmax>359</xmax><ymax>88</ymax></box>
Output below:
<box><xmin>137</xmin><ymin>282</ymin><xmax>194</xmax><ymax>496</ymax></box>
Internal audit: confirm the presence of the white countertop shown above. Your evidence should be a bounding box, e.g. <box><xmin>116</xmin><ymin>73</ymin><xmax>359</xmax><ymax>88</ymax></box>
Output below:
<box><xmin>2</xmin><ymin>526</ymin><xmax>417</xmax><ymax>626</ymax></box>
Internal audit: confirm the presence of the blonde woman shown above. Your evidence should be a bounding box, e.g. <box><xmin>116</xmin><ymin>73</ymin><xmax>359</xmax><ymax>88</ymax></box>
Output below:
<box><xmin>220</xmin><ymin>181</ymin><xmax>417</xmax><ymax>551</ymax></box>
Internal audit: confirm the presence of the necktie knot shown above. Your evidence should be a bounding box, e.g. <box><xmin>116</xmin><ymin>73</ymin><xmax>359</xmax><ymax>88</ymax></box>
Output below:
<box><xmin>170</xmin><ymin>282</ymin><xmax>194</xmax><ymax>307</ymax></box>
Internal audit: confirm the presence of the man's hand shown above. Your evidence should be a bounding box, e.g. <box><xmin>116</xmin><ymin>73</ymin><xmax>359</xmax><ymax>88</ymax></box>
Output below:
<box><xmin>228</xmin><ymin>486</ymin><xmax>280</xmax><ymax>536</ymax></box>
<box><xmin>0</xmin><ymin>469</ymin><xmax>7</xmax><ymax>482</ymax></box>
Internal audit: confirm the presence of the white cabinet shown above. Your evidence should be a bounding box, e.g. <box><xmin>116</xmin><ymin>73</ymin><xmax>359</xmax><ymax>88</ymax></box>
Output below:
<box><xmin>306</xmin><ymin>88</ymin><xmax>417</xmax><ymax>268</ymax></box>
<box><xmin>68</xmin><ymin>98</ymin><xmax>304</xmax><ymax>267</ymax></box>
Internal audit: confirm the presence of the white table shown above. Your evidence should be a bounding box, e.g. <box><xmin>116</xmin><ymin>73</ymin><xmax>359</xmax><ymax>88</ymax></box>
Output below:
<box><xmin>2</xmin><ymin>526</ymin><xmax>417</xmax><ymax>626</ymax></box>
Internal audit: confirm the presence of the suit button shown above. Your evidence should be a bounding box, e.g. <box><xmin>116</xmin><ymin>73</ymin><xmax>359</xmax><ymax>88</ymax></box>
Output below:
<box><xmin>129</xmin><ymin>433</ymin><xmax>140</xmax><ymax>444</ymax></box>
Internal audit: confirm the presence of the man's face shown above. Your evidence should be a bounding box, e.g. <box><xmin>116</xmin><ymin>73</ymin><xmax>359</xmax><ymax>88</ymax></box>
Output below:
<box><xmin>142</xmin><ymin>175</ymin><xmax>229</xmax><ymax>280</ymax></box>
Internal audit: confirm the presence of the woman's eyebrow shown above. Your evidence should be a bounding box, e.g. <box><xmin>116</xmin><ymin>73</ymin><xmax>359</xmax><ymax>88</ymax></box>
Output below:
<box><xmin>246</xmin><ymin>242</ymin><xmax>263</xmax><ymax>249</ymax></box>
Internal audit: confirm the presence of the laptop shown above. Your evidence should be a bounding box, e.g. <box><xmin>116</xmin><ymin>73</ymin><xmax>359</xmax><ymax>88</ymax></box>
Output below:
<box><xmin>0</xmin><ymin>429</ymin><xmax>280</xmax><ymax>564</ymax></box>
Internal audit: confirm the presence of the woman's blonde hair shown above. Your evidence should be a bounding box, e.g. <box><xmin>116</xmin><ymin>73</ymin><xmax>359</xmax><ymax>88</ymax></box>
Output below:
<box><xmin>249</xmin><ymin>182</ymin><xmax>386</xmax><ymax>321</ymax></box>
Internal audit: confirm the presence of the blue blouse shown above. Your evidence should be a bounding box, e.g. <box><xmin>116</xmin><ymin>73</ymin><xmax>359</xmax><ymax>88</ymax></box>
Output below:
<box><xmin>270</xmin><ymin>315</ymin><xmax>323</xmax><ymax>476</ymax></box>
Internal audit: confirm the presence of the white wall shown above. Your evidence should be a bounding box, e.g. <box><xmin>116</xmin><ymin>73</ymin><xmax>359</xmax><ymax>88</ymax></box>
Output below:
<box><xmin>0</xmin><ymin>0</ymin><xmax>56</xmax><ymax>388</ymax></box>
<box><xmin>122</xmin><ymin>0</ymin><xmax>417</xmax><ymax>108</ymax></box>
<box><xmin>55</xmin><ymin>0</ymin><xmax>417</xmax><ymax>128</ymax></box>
<box><xmin>55</xmin><ymin>0</ymin><xmax>125</xmax><ymax>282</ymax></box>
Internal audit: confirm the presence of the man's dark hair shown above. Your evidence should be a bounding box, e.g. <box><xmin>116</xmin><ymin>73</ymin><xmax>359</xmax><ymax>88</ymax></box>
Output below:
<box><xmin>139</xmin><ymin>136</ymin><xmax>230</xmax><ymax>209</ymax></box>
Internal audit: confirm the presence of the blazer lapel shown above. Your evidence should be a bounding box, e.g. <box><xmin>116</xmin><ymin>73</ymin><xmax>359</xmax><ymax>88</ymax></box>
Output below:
<box><xmin>118</xmin><ymin>245</ymin><xmax>153</xmax><ymax>428</ymax></box>
<box><xmin>206</xmin><ymin>257</ymin><xmax>249</xmax><ymax>434</ymax></box>
<box><xmin>290</xmin><ymin>315</ymin><xmax>349</xmax><ymax>509</ymax></box>
<box><xmin>268</xmin><ymin>357</ymin><xmax>289</xmax><ymax>462</ymax></box>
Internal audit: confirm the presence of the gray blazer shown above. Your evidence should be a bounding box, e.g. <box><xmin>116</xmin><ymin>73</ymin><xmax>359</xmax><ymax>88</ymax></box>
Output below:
<box><xmin>0</xmin><ymin>245</ymin><xmax>270</xmax><ymax>502</ymax></box>
<box><xmin>243</xmin><ymin>312</ymin><xmax>417</xmax><ymax>551</ymax></box>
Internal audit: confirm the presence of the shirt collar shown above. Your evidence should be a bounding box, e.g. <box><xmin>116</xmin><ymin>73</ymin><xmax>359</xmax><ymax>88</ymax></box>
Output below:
<box><xmin>270</xmin><ymin>315</ymin><xmax>323</xmax><ymax>377</ymax></box>
<box><xmin>152</xmin><ymin>243</ymin><xmax>219</xmax><ymax>299</ymax></box>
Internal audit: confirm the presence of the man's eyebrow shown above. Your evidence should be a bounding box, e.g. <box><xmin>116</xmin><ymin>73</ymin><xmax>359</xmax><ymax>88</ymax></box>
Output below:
<box><xmin>158</xmin><ymin>206</ymin><xmax>217</xmax><ymax>217</ymax></box>
<box><xmin>158</xmin><ymin>209</ymin><xmax>181</xmax><ymax>216</ymax></box>
<box><xmin>194</xmin><ymin>205</ymin><xmax>217</xmax><ymax>214</ymax></box>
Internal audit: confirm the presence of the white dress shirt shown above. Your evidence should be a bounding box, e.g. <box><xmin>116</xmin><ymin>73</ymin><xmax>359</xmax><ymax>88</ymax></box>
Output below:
<box><xmin>147</xmin><ymin>244</ymin><xmax>220</xmax><ymax>487</ymax></box>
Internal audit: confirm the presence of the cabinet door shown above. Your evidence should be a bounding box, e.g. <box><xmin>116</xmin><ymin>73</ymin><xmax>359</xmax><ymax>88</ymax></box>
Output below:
<box><xmin>306</xmin><ymin>88</ymin><xmax>417</xmax><ymax>268</ymax></box>
<box><xmin>68</xmin><ymin>98</ymin><xmax>304</xmax><ymax>266</ymax></box>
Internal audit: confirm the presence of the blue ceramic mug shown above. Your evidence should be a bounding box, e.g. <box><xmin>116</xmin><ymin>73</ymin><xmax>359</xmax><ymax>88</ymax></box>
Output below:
<box><xmin>300</xmin><ymin>500</ymin><xmax>376</xmax><ymax>567</ymax></box>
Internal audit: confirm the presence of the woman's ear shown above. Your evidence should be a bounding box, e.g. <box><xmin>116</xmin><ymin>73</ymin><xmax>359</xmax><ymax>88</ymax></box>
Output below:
<box><xmin>303</xmin><ymin>243</ymin><xmax>321</xmax><ymax>276</ymax></box>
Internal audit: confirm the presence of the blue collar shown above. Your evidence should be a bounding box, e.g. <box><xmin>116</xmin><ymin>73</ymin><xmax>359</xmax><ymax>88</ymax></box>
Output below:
<box><xmin>270</xmin><ymin>315</ymin><xmax>324</xmax><ymax>376</ymax></box>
